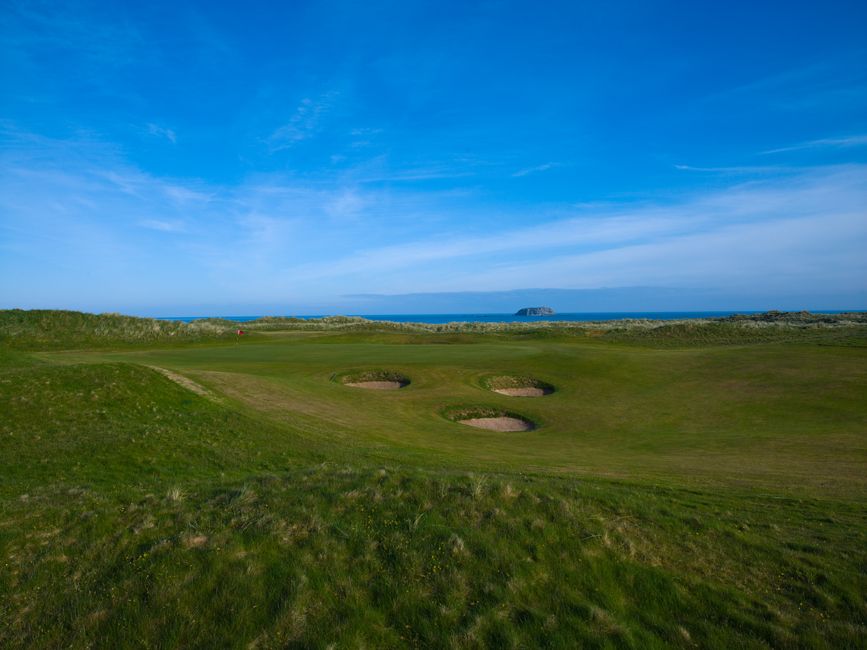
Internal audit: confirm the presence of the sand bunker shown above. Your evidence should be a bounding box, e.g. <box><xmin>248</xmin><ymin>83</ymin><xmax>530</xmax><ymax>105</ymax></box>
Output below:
<box><xmin>345</xmin><ymin>380</ymin><xmax>407</xmax><ymax>390</ymax></box>
<box><xmin>493</xmin><ymin>386</ymin><xmax>553</xmax><ymax>397</ymax></box>
<box><xmin>443</xmin><ymin>404</ymin><xmax>536</xmax><ymax>432</ymax></box>
<box><xmin>459</xmin><ymin>417</ymin><xmax>535</xmax><ymax>432</ymax></box>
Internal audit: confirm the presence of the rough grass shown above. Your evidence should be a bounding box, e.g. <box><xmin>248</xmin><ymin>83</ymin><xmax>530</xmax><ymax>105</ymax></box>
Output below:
<box><xmin>4</xmin><ymin>309</ymin><xmax>867</xmax><ymax>350</ymax></box>
<box><xmin>334</xmin><ymin>368</ymin><xmax>411</xmax><ymax>386</ymax></box>
<box><xmin>4</xmin><ymin>462</ymin><xmax>865</xmax><ymax>648</ymax></box>
<box><xmin>0</xmin><ymin>310</ymin><xmax>237</xmax><ymax>349</ymax></box>
<box><xmin>481</xmin><ymin>374</ymin><xmax>555</xmax><ymax>392</ymax></box>
<box><xmin>1</xmin><ymin>310</ymin><xmax>866</xmax><ymax>647</ymax></box>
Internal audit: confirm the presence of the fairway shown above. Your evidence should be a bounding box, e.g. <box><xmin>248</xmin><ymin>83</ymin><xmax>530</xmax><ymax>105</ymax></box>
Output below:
<box><xmin>2</xmin><ymin>313</ymin><xmax>867</xmax><ymax>647</ymax></box>
<box><xmin>39</xmin><ymin>332</ymin><xmax>867</xmax><ymax>496</ymax></box>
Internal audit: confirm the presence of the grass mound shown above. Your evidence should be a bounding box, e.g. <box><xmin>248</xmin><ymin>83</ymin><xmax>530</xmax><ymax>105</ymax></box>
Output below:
<box><xmin>0</xmin><ymin>309</ymin><xmax>239</xmax><ymax>349</ymax></box>
<box><xmin>481</xmin><ymin>374</ymin><xmax>555</xmax><ymax>396</ymax></box>
<box><xmin>442</xmin><ymin>405</ymin><xmax>536</xmax><ymax>431</ymax></box>
<box><xmin>0</xmin><ymin>362</ymin><xmax>306</xmax><ymax>490</ymax></box>
<box><xmin>336</xmin><ymin>369</ymin><xmax>411</xmax><ymax>389</ymax></box>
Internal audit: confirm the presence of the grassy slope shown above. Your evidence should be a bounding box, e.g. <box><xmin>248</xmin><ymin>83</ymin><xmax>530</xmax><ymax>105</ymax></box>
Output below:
<box><xmin>1</xmin><ymin>311</ymin><xmax>866</xmax><ymax>647</ymax></box>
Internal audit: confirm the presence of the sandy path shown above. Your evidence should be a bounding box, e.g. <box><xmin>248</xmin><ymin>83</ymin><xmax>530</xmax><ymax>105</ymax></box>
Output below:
<box><xmin>146</xmin><ymin>366</ymin><xmax>218</xmax><ymax>401</ymax></box>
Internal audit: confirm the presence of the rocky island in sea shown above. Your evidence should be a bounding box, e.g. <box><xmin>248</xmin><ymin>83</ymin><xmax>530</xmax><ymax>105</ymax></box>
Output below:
<box><xmin>514</xmin><ymin>306</ymin><xmax>555</xmax><ymax>316</ymax></box>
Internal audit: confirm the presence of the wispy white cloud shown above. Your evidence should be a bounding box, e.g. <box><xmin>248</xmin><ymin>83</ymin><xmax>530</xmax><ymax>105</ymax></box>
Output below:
<box><xmin>267</xmin><ymin>92</ymin><xmax>339</xmax><ymax>151</ymax></box>
<box><xmin>325</xmin><ymin>189</ymin><xmax>366</xmax><ymax>220</ymax></box>
<box><xmin>702</xmin><ymin>62</ymin><xmax>867</xmax><ymax>113</ymax></box>
<box><xmin>282</xmin><ymin>165</ymin><xmax>867</xmax><ymax>297</ymax></box>
<box><xmin>2</xmin><ymin>123</ymin><xmax>864</xmax><ymax>309</ymax></box>
<box><xmin>146</xmin><ymin>123</ymin><xmax>177</xmax><ymax>144</ymax></box>
<box><xmin>355</xmin><ymin>167</ymin><xmax>477</xmax><ymax>183</ymax></box>
<box><xmin>139</xmin><ymin>219</ymin><xmax>185</xmax><ymax>232</ymax></box>
<box><xmin>512</xmin><ymin>162</ymin><xmax>559</xmax><ymax>177</ymax></box>
<box><xmin>674</xmin><ymin>164</ymin><xmax>791</xmax><ymax>174</ymax></box>
<box><xmin>348</xmin><ymin>127</ymin><xmax>383</xmax><ymax>148</ymax></box>
<box><xmin>453</xmin><ymin>209</ymin><xmax>865</xmax><ymax>295</ymax></box>
<box><xmin>340</xmin><ymin>153</ymin><xmax>483</xmax><ymax>184</ymax></box>
<box><xmin>761</xmin><ymin>134</ymin><xmax>867</xmax><ymax>155</ymax></box>
<box><xmin>1</xmin><ymin>1</ymin><xmax>145</xmax><ymax>68</ymax></box>
<box><xmin>709</xmin><ymin>64</ymin><xmax>829</xmax><ymax>101</ymax></box>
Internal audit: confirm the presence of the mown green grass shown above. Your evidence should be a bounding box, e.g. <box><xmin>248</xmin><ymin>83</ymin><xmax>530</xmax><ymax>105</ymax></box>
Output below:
<box><xmin>1</xmin><ymin>311</ymin><xmax>866</xmax><ymax>647</ymax></box>
<box><xmin>40</xmin><ymin>333</ymin><xmax>867</xmax><ymax>496</ymax></box>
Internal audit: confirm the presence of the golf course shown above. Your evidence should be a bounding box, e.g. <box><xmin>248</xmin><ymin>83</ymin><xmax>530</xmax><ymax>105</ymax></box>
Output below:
<box><xmin>1</xmin><ymin>310</ymin><xmax>866</xmax><ymax>648</ymax></box>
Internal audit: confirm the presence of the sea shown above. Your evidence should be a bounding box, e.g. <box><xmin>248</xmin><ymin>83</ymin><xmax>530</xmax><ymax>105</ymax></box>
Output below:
<box><xmin>156</xmin><ymin>310</ymin><xmax>861</xmax><ymax>325</ymax></box>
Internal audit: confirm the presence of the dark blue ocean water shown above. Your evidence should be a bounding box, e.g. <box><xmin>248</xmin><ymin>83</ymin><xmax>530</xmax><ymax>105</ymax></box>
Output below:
<box><xmin>157</xmin><ymin>310</ymin><xmax>861</xmax><ymax>325</ymax></box>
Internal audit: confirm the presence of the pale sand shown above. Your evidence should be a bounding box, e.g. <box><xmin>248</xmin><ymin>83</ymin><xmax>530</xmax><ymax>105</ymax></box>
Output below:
<box><xmin>459</xmin><ymin>417</ymin><xmax>534</xmax><ymax>432</ymax></box>
<box><xmin>493</xmin><ymin>387</ymin><xmax>552</xmax><ymax>397</ymax></box>
<box><xmin>345</xmin><ymin>381</ymin><xmax>406</xmax><ymax>390</ymax></box>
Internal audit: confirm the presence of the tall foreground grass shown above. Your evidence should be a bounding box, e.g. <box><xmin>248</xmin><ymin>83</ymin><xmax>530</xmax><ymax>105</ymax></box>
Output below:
<box><xmin>4</xmin><ymin>459</ymin><xmax>864</xmax><ymax>648</ymax></box>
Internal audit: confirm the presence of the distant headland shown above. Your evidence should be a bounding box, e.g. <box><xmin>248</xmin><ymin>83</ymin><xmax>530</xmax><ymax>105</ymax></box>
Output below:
<box><xmin>514</xmin><ymin>306</ymin><xmax>555</xmax><ymax>316</ymax></box>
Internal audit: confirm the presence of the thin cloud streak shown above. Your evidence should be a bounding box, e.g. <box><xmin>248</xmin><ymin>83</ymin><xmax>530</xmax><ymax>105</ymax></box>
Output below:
<box><xmin>762</xmin><ymin>135</ymin><xmax>867</xmax><ymax>155</ymax></box>
<box><xmin>267</xmin><ymin>91</ymin><xmax>339</xmax><ymax>151</ymax></box>
<box><xmin>674</xmin><ymin>164</ymin><xmax>792</xmax><ymax>174</ymax></box>
<box><xmin>512</xmin><ymin>162</ymin><xmax>559</xmax><ymax>177</ymax></box>
<box><xmin>146</xmin><ymin>123</ymin><xmax>177</xmax><ymax>144</ymax></box>
<box><xmin>139</xmin><ymin>219</ymin><xmax>185</xmax><ymax>232</ymax></box>
<box><xmin>455</xmin><ymin>210</ymin><xmax>866</xmax><ymax>294</ymax></box>
<box><xmin>285</xmin><ymin>165</ymin><xmax>867</xmax><ymax>288</ymax></box>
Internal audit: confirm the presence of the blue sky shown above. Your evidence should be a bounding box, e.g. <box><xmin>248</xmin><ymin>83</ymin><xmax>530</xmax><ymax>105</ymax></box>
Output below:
<box><xmin>1</xmin><ymin>0</ymin><xmax>866</xmax><ymax>314</ymax></box>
